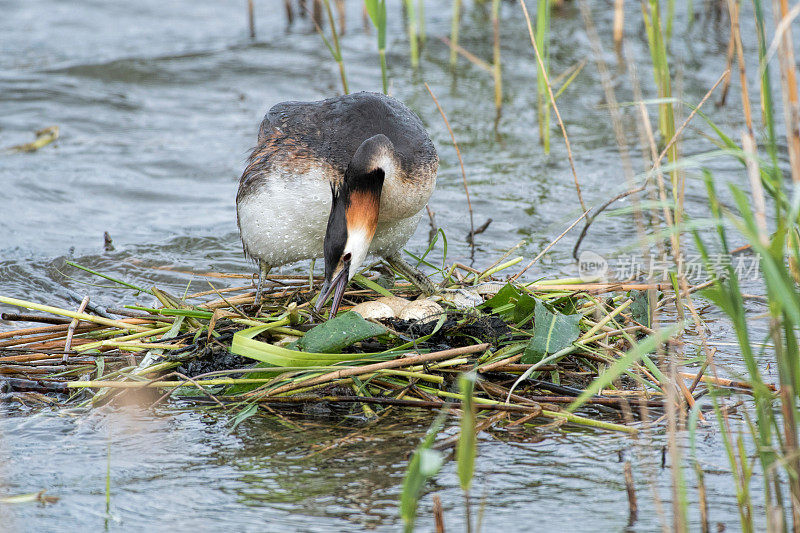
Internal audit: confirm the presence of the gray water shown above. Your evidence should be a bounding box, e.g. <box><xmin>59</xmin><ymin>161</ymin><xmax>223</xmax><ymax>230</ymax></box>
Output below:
<box><xmin>0</xmin><ymin>0</ymin><xmax>788</xmax><ymax>530</ymax></box>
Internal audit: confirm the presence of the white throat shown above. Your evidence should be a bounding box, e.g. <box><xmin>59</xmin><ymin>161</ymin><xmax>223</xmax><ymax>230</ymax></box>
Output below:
<box><xmin>344</xmin><ymin>228</ymin><xmax>372</xmax><ymax>280</ymax></box>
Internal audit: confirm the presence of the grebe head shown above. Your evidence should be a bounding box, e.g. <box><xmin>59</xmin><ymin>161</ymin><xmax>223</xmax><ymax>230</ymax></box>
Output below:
<box><xmin>315</xmin><ymin>134</ymin><xmax>393</xmax><ymax>316</ymax></box>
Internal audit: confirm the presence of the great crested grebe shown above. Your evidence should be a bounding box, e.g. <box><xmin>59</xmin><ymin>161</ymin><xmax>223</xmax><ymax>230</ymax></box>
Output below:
<box><xmin>236</xmin><ymin>91</ymin><xmax>438</xmax><ymax>315</ymax></box>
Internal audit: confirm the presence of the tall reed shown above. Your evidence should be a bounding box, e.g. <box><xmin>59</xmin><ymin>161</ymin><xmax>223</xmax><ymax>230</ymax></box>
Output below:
<box><xmin>641</xmin><ymin>0</ymin><xmax>681</xmax><ymax>239</ymax></box>
<box><xmin>457</xmin><ymin>372</ymin><xmax>477</xmax><ymax>533</ymax></box>
<box><xmin>491</xmin><ymin>0</ymin><xmax>502</xmax><ymax>115</ymax></box>
<box><xmin>403</xmin><ymin>0</ymin><xmax>419</xmax><ymax>68</ymax></box>
<box><xmin>449</xmin><ymin>0</ymin><xmax>462</xmax><ymax>67</ymax></box>
<box><xmin>692</xmin><ymin>1</ymin><xmax>800</xmax><ymax>527</ymax></box>
<box><xmin>365</xmin><ymin>0</ymin><xmax>388</xmax><ymax>93</ymax></box>
<box><xmin>534</xmin><ymin>0</ymin><xmax>551</xmax><ymax>152</ymax></box>
<box><xmin>315</xmin><ymin>0</ymin><xmax>349</xmax><ymax>94</ymax></box>
<box><xmin>417</xmin><ymin>0</ymin><xmax>425</xmax><ymax>47</ymax></box>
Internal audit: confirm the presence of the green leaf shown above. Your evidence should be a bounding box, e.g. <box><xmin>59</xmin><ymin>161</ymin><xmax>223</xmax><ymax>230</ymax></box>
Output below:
<box><xmin>481</xmin><ymin>283</ymin><xmax>536</xmax><ymax>323</ymax></box>
<box><xmin>297</xmin><ymin>311</ymin><xmax>387</xmax><ymax>353</ymax></box>
<box><xmin>400</xmin><ymin>411</ymin><xmax>446</xmax><ymax>533</ymax></box>
<box><xmin>700</xmin><ymin>286</ymin><xmax>728</xmax><ymax>312</ymax></box>
<box><xmin>95</xmin><ymin>356</ymin><xmax>105</xmax><ymax>379</ymax></box>
<box><xmin>457</xmin><ymin>372</ymin><xmax>477</xmax><ymax>492</ymax></box>
<box><xmin>628</xmin><ymin>290</ymin><xmax>652</xmax><ymax>329</ymax></box>
<box><xmin>65</xmin><ymin>261</ymin><xmax>151</xmax><ymax>295</ymax></box>
<box><xmin>231</xmin><ymin>324</ymin><xmax>382</xmax><ymax>367</ymax></box>
<box><xmin>228</xmin><ymin>403</ymin><xmax>258</xmax><ymax>433</ymax></box>
<box><xmin>364</xmin><ymin>0</ymin><xmax>386</xmax><ymax>48</ymax></box>
<box><xmin>0</xmin><ymin>491</ymin><xmax>57</xmax><ymax>504</ymax></box>
<box><xmin>352</xmin><ymin>273</ymin><xmax>394</xmax><ymax>298</ymax></box>
<box><xmin>172</xmin><ymin>385</ymin><xmax>226</xmax><ymax>398</ymax></box>
<box><xmin>548</xmin><ymin>295</ymin><xmax>581</xmax><ymax>315</ymax></box>
<box><xmin>481</xmin><ymin>283</ymin><xmax>518</xmax><ymax>311</ymax></box>
<box><xmin>512</xmin><ymin>294</ymin><xmax>537</xmax><ymax>324</ymax></box>
<box><xmin>364</xmin><ymin>0</ymin><xmax>379</xmax><ymax>23</ymax></box>
<box><xmin>522</xmin><ymin>300</ymin><xmax>581</xmax><ymax>363</ymax></box>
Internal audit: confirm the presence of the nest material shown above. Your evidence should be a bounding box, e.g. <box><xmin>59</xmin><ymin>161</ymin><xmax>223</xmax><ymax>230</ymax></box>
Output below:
<box><xmin>0</xmin><ymin>264</ymin><xmax>729</xmax><ymax>436</ymax></box>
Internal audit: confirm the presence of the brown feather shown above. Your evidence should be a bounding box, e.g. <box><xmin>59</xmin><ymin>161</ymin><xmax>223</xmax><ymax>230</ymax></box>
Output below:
<box><xmin>346</xmin><ymin>190</ymin><xmax>380</xmax><ymax>239</ymax></box>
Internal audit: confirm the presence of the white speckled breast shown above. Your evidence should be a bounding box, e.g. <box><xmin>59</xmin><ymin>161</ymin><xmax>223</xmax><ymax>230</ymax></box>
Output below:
<box><xmin>237</xmin><ymin>164</ymin><xmax>429</xmax><ymax>266</ymax></box>
<box><xmin>237</xmin><ymin>169</ymin><xmax>331</xmax><ymax>266</ymax></box>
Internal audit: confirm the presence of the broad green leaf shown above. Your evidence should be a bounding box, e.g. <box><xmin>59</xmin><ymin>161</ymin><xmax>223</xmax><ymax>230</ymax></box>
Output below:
<box><xmin>231</xmin><ymin>324</ymin><xmax>383</xmax><ymax>367</ymax></box>
<box><xmin>512</xmin><ymin>294</ymin><xmax>537</xmax><ymax>324</ymax></box>
<box><xmin>481</xmin><ymin>283</ymin><xmax>536</xmax><ymax>323</ymax></box>
<box><xmin>548</xmin><ymin>294</ymin><xmax>581</xmax><ymax>315</ymax></box>
<box><xmin>297</xmin><ymin>311</ymin><xmax>386</xmax><ymax>353</ymax></box>
<box><xmin>481</xmin><ymin>282</ymin><xmax>519</xmax><ymax>311</ymax></box>
<box><xmin>522</xmin><ymin>300</ymin><xmax>581</xmax><ymax>363</ymax></box>
<box><xmin>629</xmin><ymin>290</ymin><xmax>652</xmax><ymax>329</ymax></box>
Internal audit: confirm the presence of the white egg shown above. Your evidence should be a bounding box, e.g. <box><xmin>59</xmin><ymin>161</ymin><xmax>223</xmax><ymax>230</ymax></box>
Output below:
<box><xmin>374</xmin><ymin>296</ymin><xmax>411</xmax><ymax>315</ymax></box>
<box><xmin>398</xmin><ymin>299</ymin><xmax>444</xmax><ymax>324</ymax></box>
<box><xmin>350</xmin><ymin>301</ymin><xmax>395</xmax><ymax>320</ymax></box>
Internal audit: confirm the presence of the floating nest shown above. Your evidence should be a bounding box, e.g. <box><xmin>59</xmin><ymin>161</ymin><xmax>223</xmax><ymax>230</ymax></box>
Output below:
<box><xmin>0</xmin><ymin>257</ymin><xmax>749</xmax><ymax>436</ymax></box>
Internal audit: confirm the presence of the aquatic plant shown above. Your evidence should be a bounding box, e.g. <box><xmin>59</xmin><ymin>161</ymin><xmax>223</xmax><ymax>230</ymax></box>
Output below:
<box><xmin>314</xmin><ymin>0</ymin><xmax>349</xmax><ymax>94</ymax></box>
<box><xmin>364</xmin><ymin>0</ymin><xmax>388</xmax><ymax>93</ymax></box>
<box><xmin>0</xmin><ymin>249</ymin><xmax>677</xmax><ymax>441</ymax></box>
<box><xmin>403</xmin><ymin>0</ymin><xmax>419</xmax><ymax>68</ymax></box>
<box><xmin>449</xmin><ymin>0</ymin><xmax>461</xmax><ymax>68</ymax></box>
<box><xmin>534</xmin><ymin>0</ymin><xmax>550</xmax><ymax>152</ymax></box>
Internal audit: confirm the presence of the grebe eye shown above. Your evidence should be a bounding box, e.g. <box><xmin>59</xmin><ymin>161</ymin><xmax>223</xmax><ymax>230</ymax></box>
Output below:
<box><xmin>342</xmin><ymin>252</ymin><xmax>352</xmax><ymax>262</ymax></box>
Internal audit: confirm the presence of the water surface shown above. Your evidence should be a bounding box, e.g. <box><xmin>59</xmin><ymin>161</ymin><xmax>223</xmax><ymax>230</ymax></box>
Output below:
<box><xmin>0</xmin><ymin>1</ymin><xmax>786</xmax><ymax>530</ymax></box>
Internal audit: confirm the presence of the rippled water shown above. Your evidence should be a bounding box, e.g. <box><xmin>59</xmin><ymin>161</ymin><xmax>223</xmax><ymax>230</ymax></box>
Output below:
<box><xmin>0</xmin><ymin>0</ymin><xmax>787</xmax><ymax>530</ymax></box>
